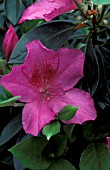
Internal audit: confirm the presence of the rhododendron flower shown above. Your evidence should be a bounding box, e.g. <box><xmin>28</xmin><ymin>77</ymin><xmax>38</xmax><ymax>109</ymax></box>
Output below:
<box><xmin>3</xmin><ymin>25</ymin><xmax>18</xmax><ymax>62</ymax></box>
<box><xmin>1</xmin><ymin>40</ymin><xmax>96</xmax><ymax>136</ymax></box>
<box><xmin>19</xmin><ymin>0</ymin><xmax>82</xmax><ymax>23</ymax></box>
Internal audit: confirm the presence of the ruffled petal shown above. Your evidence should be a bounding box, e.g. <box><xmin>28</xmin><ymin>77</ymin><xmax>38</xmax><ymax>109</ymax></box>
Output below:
<box><xmin>22</xmin><ymin>100</ymin><xmax>56</xmax><ymax>136</ymax></box>
<box><xmin>49</xmin><ymin>88</ymin><xmax>96</xmax><ymax>124</ymax></box>
<box><xmin>54</xmin><ymin>48</ymin><xmax>85</xmax><ymax>91</ymax></box>
<box><xmin>19</xmin><ymin>0</ymin><xmax>82</xmax><ymax>23</ymax></box>
<box><xmin>1</xmin><ymin>65</ymin><xmax>40</xmax><ymax>102</ymax></box>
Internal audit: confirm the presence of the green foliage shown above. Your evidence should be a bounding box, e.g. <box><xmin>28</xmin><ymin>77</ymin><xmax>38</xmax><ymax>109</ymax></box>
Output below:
<box><xmin>80</xmin><ymin>143</ymin><xmax>110</xmax><ymax>170</ymax></box>
<box><xmin>9</xmin><ymin>21</ymin><xmax>75</xmax><ymax>64</ymax></box>
<box><xmin>51</xmin><ymin>135</ymin><xmax>67</xmax><ymax>157</ymax></box>
<box><xmin>57</xmin><ymin>105</ymin><xmax>78</xmax><ymax>121</ymax></box>
<box><xmin>91</xmin><ymin>0</ymin><xmax>110</xmax><ymax>5</ymax></box>
<box><xmin>0</xmin><ymin>114</ymin><xmax>22</xmax><ymax>145</ymax></box>
<box><xmin>0</xmin><ymin>96</ymin><xmax>20</xmax><ymax>107</ymax></box>
<box><xmin>48</xmin><ymin>159</ymin><xmax>76</xmax><ymax>170</ymax></box>
<box><xmin>63</xmin><ymin>124</ymin><xmax>76</xmax><ymax>142</ymax></box>
<box><xmin>4</xmin><ymin>0</ymin><xmax>24</xmax><ymax>25</ymax></box>
<box><xmin>42</xmin><ymin>121</ymin><xmax>61</xmax><ymax>140</ymax></box>
<box><xmin>9</xmin><ymin>136</ymin><xmax>51</xmax><ymax>169</ymax></box>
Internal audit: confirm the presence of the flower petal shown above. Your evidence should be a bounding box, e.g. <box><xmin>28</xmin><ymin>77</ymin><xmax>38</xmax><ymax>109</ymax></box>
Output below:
<box><xmin>1</xmin><ymin>65</ymin><xmax>39</xmax><ymax>102</ymax></box>
<box><xmin>3</xmin><ymin>25</ymin><xmax>18</xmax><ymax>62</ymax></box>
<box><xmin>22</xmin><ymin>100</ymin><xmax>56</xmax><ymax>136</ymax></box>
<box><xmin>23</xmin><ymin>40</ymin><xmax>59</xmax><ymax>88</ymax></box>
<box><xmin>54</xmin><ymin>48</ymin><xmax>85</xmax><ymax>91</ymax></box>
<box><xmin>49</xmin><ymin>88</ymin><xmax>96</xmax><ymax>124</ymax></box>
<box><xmin>19</xmin><ymin>0</ymin><xmax>82</xmax><ymax>23</ymax></box>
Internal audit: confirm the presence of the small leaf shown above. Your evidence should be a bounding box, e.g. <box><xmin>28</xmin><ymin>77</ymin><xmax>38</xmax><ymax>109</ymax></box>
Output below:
<box><xmin>48</xmin><ymin>159</ymin><xmax>76</xmax><ymax>170</ymax></box>
<box><xmin>9</xmin><ymin>136</ymin><xmax>51</xmax><ymax>169</ymax></box>
<box><xmin>42</xmin><ymin>121</ymin><xmax>60</xmax><ymax>140</ymax></box>
<box><xmin>0</xmin><ymin>96</ymin><xmax>21</xmax><ymax>107</ymax></box>
<box><xmin>91</xmin><ymin>0</ymin><xmax>110</xmax><ymax>5</ymax></box>
<box><xmin>0</xmin><ymin>114</ymin><xmax>22</xmax><ymax>146</ymax></box>
<box><xmin>80</xmin><ymin>143</ymin><xmax>110</xmax><ymax>170</ymax></box>
<box><xmin>58</xmin><ymin>105</ymin><xmax>78</xmax><ymax>121</ymax></box>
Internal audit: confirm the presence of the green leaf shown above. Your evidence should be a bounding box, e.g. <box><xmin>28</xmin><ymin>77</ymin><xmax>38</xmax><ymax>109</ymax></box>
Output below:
<box><xmin>57</xmin><ymin>105</ymin><xmax>78</xmax><ymax>121</ymax></box>
<box><xmin>0</xmin><ymin>13</ymin><xmax>5</xmax><ymax>30</ymax></box>
<box><xmin>80</xmin><ymin>143</ymin><xmax>110</xmax><ymax>170</ymax></box>
<box><xmin>9</xmin><ymin>21</ymin><xmax>75</xmax><ymax>64</ymax></box>
<box><xmin>83</xmin><ymin>36</ymin><xmax>100</xmax><ymax>95</ymax></box>
<box><xmin>21</xmin><ymin>20</ymin><xmax>44</xmax><ymax>33</ymax></box>
<box><xmin>0</xmin><ymin>96</ymin><xmax>20</xmax><ymax>107</ymax></box>
<box><xmin>0</xmin><ymin>59</ymin><xmax>11</xmax><ymax>75</ymax></box>
<box><xmin>42</xmin><ymin>121</ymin><xmax>60</xmax><ymax>140</ymax></box>
<box><xmin>63</xmin><ymin>124</ymin><xmax>76</xmax><ymax>142</ymax></box>
<box><xmin>9</xmin><ymin>136</ymin><xmax>51</xmax><ymax>169</ymax></box>
<box><xmin>83</xmin><ymin>122</ymin><xmax>95</xmax><ymax>141</ymax></box>
<box><xmin>91</xmin><ymin>0</ymin><xmax>110</xmax><ymax>5</ymax></box>
<box><xmin>0</xmin><ymin>85</ymin><xmax>9</xmax><ymax>102</ymax></box>
<box><xmin>4</xmin><ymin>0</ymin><xmax>24</xmax><ymax>25</ymax></box>
<box><xmin>52</xmin><ymin>135</ymin><xmax>67</xmax><ymax>157</ymax></box>
<box><xmin>48</xmin><ymin>159</ymin><xmax>76</xmax><ymax>170</ymax></box>
<box><xmin>0</xmin><ymin>114</ymin><xmax>22</xmax><ymax>146</ymax></box>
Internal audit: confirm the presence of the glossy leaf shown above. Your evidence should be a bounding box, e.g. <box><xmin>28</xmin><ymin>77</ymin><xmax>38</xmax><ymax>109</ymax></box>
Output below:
<box><xmin>42</xmin><ymin>121</ymin><xmax>60</xmax><ymax>140</ymax></box>
<box><xmin>63</xmin><ymin>124</ymin><xmax>76</xmax><ymax>142</ymax></box>
<box><xmin>58</xmin><ymin>105</ymin><xmax>78</xmax><ymax>121</ymax></box>
<box><xmin>91</xmin><ymin>0</ymin><xmax>110</xmax><ymax>5</ymax></box>
<box><xmin>9</xmin><ymin>21</ymin><xmax>75</xmax><ymax>64</ymax></box>
<box><xmin>48</xmin><ymin>159</ymin><xmax>76</xmax><ymax>170</ymax></box>
<box><xmin>82</xmin><ymin>36</ymin><xmax>100</xmax><ymax>96</ymax></box>
<box><xmin>9</xmin><ymin>136</ymin><xmax>51</xmax><ymax>169</ymax></box>
<box><xmin>52</xmin><ymin>135</ymin><xmax>67</xmax><ymax>157</ymax></box>
<box><xmin>80</xmin><ymin>143</ymin><xmax>110</xmax><ymax>170</ymax></box>
<box><xmin>0</xmin><ymin>114</ymin><xmax>22</xmax><ymax>146</ymax></box>
<box><xmin>0</xmin><ymin>96</ymin><xmax>20</xmax><ymax>107</ymax></box>
<box><xmin>83</xmin><ymin>122</ymin><xmax>95</xmax><ymax>141</ymax></box>
<box><xmin>4</xmin><ymin>0</ymin><xmax>24</xmax><ymax>25</ymax></box>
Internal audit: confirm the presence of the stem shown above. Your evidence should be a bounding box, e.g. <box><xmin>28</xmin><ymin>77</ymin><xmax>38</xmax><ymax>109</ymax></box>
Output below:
<box><xmin>97</xmin><ymin>5</ymin><xmax>107</xmax><ymax>23</ymax></box>
<box><xmin>73</xmin><ymin>0</ymin><xmax>87</xmax><ymax>19</ymax></box>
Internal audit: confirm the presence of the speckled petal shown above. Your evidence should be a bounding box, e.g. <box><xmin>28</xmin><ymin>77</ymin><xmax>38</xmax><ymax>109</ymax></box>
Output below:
<box><xmin>1</xmin><ymin>65</ymin><xmax>40</xmax><ymax>102</ymax></box>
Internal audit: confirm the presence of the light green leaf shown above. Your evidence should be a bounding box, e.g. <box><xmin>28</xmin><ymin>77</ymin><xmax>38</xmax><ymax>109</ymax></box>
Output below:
<box><xmin>0</xmin><ymin>96</ymin><xmax>21</xmax><ymax>107</ymax></box>
<box><xmin>58</xmin><ymin>105</ymin><xmax>78</xmax><ymax>121</ymax></box>
<box><xmin>91</xmin><ymin>0</ymin><xmax>110</xmax><ymax>5</ymax></box>
<box><xmin>42</xmin><ymin>121</ymin><xmax>60</xmax><ymax>140</ymax></box>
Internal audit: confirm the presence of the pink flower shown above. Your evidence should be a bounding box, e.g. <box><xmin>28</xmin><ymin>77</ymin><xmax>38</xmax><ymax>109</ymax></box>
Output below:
<box><xmin>3</xmin><ymin>25</ymin><xmax>18</xmax><ymax>62</ymax></box>
<box><xmin>19</xmin><ymin>0</ymin><xmax>82</xmax><ymax>23</ymax></box>
<box><xmin>1</xmin><ymin>40</ymin><xmax>96</xmax><ymax>136</ymax></box>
